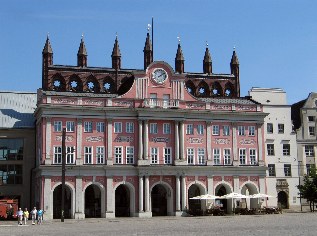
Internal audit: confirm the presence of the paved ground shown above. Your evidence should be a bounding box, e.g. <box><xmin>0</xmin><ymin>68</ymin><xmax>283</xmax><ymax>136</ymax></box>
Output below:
<box><xmin>1</xmin><ymin>212</ymin><xmax>317</xmax><ymax>236</ymax></box>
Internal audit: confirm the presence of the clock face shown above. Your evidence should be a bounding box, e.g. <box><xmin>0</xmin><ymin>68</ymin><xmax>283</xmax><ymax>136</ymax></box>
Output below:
<box><xmin>152</xmin><ymin>68</ymin><xmax>168</xmax><ymax>84</ymax></box>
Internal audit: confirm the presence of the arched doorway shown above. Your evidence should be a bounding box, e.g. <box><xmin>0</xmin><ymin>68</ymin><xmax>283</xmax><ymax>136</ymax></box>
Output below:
<box><xmin>278</xmin><ymin>191</ymin><xmax>289</xmax><ymax>209</ymax></box>
<box><xmin>115</xmin><ymin>185</ymin><xmax>130</xmax><ymax>217</ymax></box>
<box><xmin>85</xmin><ymin>185</ymin><xmax>101</xmax><ymax>218</ymax></box>
<box><xmin>53</xmin><ymin>185</ymin><xmax>72</xmax><ymax>219</ymax></box>
<box><xmin>215</xmin><ymin>185</ymin><xmax>228</xmax><ymax>213</ymax></box>
<box><xmin>188</xmin><ymin>185</ymin><xmax>202</xmax><ymax>215</ymax></box>
<box><xmin>151</xmin><ymin>184</ymin><xmax>167</xmax><ymax>216</ymax></box>
<box><xmin>241</xmin><ymin>183</ymin><xmax>258</xmax><ymax>209</ymax></box>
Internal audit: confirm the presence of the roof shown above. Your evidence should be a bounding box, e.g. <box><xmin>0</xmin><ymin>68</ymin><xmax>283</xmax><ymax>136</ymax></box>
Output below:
<box><xmin>41</xmin><ymin>90</ymin><xmax>117</xmax><ymax>98</ymax></box>
<box><xmin>0</xmin><ymin>91</ymin><xmax>37</xmax><ymax>128</ymax></box>
<box><xmin>199</xmin><ymin>97</ymin><xmax>258</xmax><ymax>105</ymax></box>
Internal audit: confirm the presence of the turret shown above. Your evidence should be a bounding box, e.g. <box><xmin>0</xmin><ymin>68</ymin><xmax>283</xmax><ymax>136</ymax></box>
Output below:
<box><xmin>77</xmin><ymin>35</ymin><xmax>87</xmax><ymax>67</ymax></box>
<box><xmin>230</xmin><ymin>47</ymin><xmax>240</xmax><ymax>97</ymax></box>
<box><xmin>111</xmin><ymin>35</ymin><xmax>121</xmax><ymax>70</ymax></box>
<box><xmin>42</xmin><ymin>35</ymin><xmax>53</xmax><ymax>90</ymax></box>
<box><xmin>203</xmin><ymin>44</ymin><xmax>212</xmax><ymax>74</ymax></box>
<box><xmin>143</xmin><ymin>32</ymin><xmax>153</xmax><ymax>69</ymax></box>
<box><xmin>175</xmin><ymin>40</ymin><xmax>184</xmax><ymax>74</ymax></box>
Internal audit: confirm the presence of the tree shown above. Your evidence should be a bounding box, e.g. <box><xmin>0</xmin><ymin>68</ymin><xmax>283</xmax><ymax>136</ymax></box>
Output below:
<box><xmin>297</xmin><ymin>167</ymin><xmax>317</xmax><ymax>212</ymax></box>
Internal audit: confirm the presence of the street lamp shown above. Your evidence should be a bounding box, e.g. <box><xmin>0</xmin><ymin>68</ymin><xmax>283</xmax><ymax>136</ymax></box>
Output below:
<box><xmin>61</xmin><ymin>128</ymin><xmax>66</xmax><ymax>222</ymax></box>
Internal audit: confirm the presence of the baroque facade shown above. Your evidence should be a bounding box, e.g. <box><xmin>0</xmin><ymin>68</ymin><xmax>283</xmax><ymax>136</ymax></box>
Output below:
<box><xmin>34</xmin><ymin>33</ymin><xmax>268</xmax><ymax>219</ymax></box>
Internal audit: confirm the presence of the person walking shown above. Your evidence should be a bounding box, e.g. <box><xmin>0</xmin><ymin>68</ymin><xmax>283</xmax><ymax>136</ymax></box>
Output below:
<box><xmin>37</xmin><ymin>209</ymin><xmax>43</xmax><ymax>225</ymax></box>
<box><xmin>30</xmin><ymin>207</ymin><xmax>37</xmax><ymax>225</ymax></box>
<box><xmin>17</xmin><ymin>208</ymin><xmax>23</xmax><ymax>225</ymax></box>
<box><xmin>23</xmin><ymin>208</ymin><xmax>29</xmax><ymax>225</ymax></box>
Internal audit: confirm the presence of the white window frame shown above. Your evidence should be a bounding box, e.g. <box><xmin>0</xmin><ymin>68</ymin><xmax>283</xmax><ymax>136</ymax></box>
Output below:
<box><xmin>249</xmin><ymin>149</ymin><xmax>257</xmax><ymax>165</ymax></box>
<box><xmin>151</xmin><ymin>147</ymin><xmax>158</xmax><ymax>164</ymax></box>
<box><xmin>126</xmin><ymin>146</ymin><xmax>134</xmax><ymax>164</ymax></box>
<box><xmin>114</xmin><ymin>122</ymin><xmax>122</xmax><ymax>133</ymax></box>
<box><xmin>268</xmin><ymin>164</ymin><xmax>276</xmax><ymax>176</ymax></box>
<box><xmin>164</xmin><ymin>147</ymin><xmax>172</xmax><ymax>164</ymax></box>
<box><xmin>284</xmin><ymin>164</ymin><xmax>292</xmax><ymax>177</ymax></box>
<box><xmin>278</xmin><ymin>124</ymin><xmax>284</xmax><ymax>134</ymax></box>
<box><xmin>239</xmin><ymin>149</ymin><xmax>246</xmax><ymax>165</ymax></box>
<box><xmin>97</xmin><ymin>122</ymin><xmax>105</xmax><ymax>132</ymax></box>
<box><xmin>163</xmin><ymin>123</ymin><xmax>171</xmax><ymax>134</ymax></box>
<box><xmin>96</xmin><ymin>146</ymin><xmax>105</xmax><ymax>164</ymax></box>
<box><xmin>224</xmin><ymin>149</ymin><xmax>231</xmax><ymax>165</ymax></box>
<box><xmin>187</xmin><ymin>148</ymin><xmax>194</xmax><ymax>165</ymax></box>
<box><xmin>223</xmin><ymin>125</ymin><xmax>230</xmax><ymax>136</ymax></box>
<box><xmin>126</xmin><ymin>122</ymin><xmax>134</xmax><ymax>133</ymax></box>
<box><xmin>283</xmin><ymin>144</ymin><xmax>290</xmax><ymax>156</ymax></box>
<box><xmin>84</xmin><ymin>121</ymin><xmax>93</xmax><ymax>133</ymax></box>
<box><xmin>84</xmin><ymin>146</ymin><xmax>93</xmax><ymax>164</ymax></box>
<box><xmin>238</xmin><ymin>126</ymin><xmax>245</xmax><ymax>136</ymax></box>
<box><xmin>150</xmin><ymin>123</ymin><xmax>158</xmax><ymax>134</ymax></box>
<box><xmin>305</xmin><ymin>145</ymin><xmax>315</xmax><ymax>157</ymax></box>
<box><xmin>309</xmin><ymin>126</ymin><xmax>315</xmax><ymax>136</ymax></box>
<box><xmin>53</xmin><ymin>146</ymin><xmax>62</xmax><ymax>164</ymax></box>
<box><xmin>186</xmin><ymin>124</ymin><xmax>193</xmax><ymax>135</ymax></box>
<box><xmin>54</xmin><ymin>121</ymin><xmax>62</xmax><ymax>132</ymax></box>
<box><xmin>213</xmin><ymin>148</ymin><xmax>220</xmax><ymax>165</ymax></box>
<box><xmin>267</xmin><ymin>123</ymin><xmax>273</xmax><ymax>134</ymax></box>
<box><xmin>114</xmin><ymin>146</ymin><xmax>123</xmax><ymax>164</ymax></box>
<box><xmin>197</xmin><ymin>124</ymin><xmax>204</xmax><ymax>135</ymax></box>
<box><xmin>66</xmin><ymin>146</ymin><xmax>75</xmax><ymax>164</ymax></box>
<box><xmin>248</xmin><ymin>126</ymin><xmax>255</xmax><ymax>136</ymax></box>
<box><xmin>267</xmin><ymin>144</ymin><xmax>275</xmax><ymax>156</ymax></box>
<box><xmin>198</xmin><ymin>148</ymin><xmax>205</xmax><ymax>165</ymax></box>
<box><xmin>66</xmin><ymin>121</ymin><xmax>75</xmax><ymax>132</ymax></box>
<box><xmin>212</xmin><ymin>125</ymin><xmax>220</xmax><ymax>135</ymax></box>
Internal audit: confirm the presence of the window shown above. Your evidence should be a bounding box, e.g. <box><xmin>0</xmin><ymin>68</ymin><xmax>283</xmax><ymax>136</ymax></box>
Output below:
<box><xmin>114</xmin><ymin>122</ymin><xmax>122</xmax><ymax>133</ymax></box>
<box><xmin>151</xmin><ymin>147</ymin><xmax>158</xmax><ymax>164</ymax></box>
<box><xmin>308</xmin><ymin>116</ymin><xmax>315</xmax><ymax>122</ymax></box>
<box><xmin>198</xmin><ymin>148</ymin><xmax>205</xmax><ymax>165</ymax></box>
<box><xmin>126</xmin><ymin>122</ymin><xmax>134</xmax><ymax>133</ymax></box>
<box><xmin>53</xmin><ymin>146</ymin><xmax>62</xmax><ymax>164</ymax></box>
<box><xmin>212</xmin><ymin>125</ymin><xmax>219</xmax><ymax>135</ymax></box>
<box><xmin>267</xmin><ymin>123</ymin><xmax>273</xmax><ymax>134</ymax></box>
<box><xmin>66</xmin><ymin>121</ymin><xmax>75</xmax><ymax>132</ymax></box>
<box><xmin>84</xmin><ymin>147</ymin><xmax>92</xmax><ymax>164</ymax></box>
<box><xmin>268</xmin><ymin>164</ymin><xmax>276</xmax><ymax>177</ymax></box>
<box><xmin>305</xmin><ymin>145</ymin><xmax>315</xmax><ymax>157</ymax></box>
<box><xmin>306</xmin><ymin>164</ymin><xmax>315</xmax><ymax>176</ymax></box>
<box><xmin>187</xmin><ymin>148</ymin><xmax>194</xmax><ymax>165</ymax></box>
<box><xmin>54</xmin><ymin>121</ymin><xmax>62</xmax><ymax>132</ymax></box>
<box><xmin>97</xmin><ymin>122</ymin><xmax>105</xmax><ymax>132</ymax></box>
<box><xmin>213</xmin><ymin>149</ymin><xmax>220</xmax><ymax>165</ymax></box>
<box><xmin>186</xmin><ymin>124</ymin><xmax>193</xmax><ymax>135</ymax></box>
<box><xmin>96</xmin><ymin>147</ymin><xmax>105</xmax><ymax>164</ymax></box>
<box><xmin>84</xmin><ymin>121</ymin><xmax>93</xmax><ymax>133</ymax></box>
<box><xmin>114</xmin><ymin>147</ymin><xmax>122</xmax><ymax>164</ymax></box>
<box><xmin>150</xmin><ymin>123</ymin><xmax>158</xmax><ymax>134</ymax></box>
<box><xmin>284</xmin><ymin>164</ymin><xmax>292</xmax><ymax>177</ymax></box>
<box><xmin>249</xmin><ymin>149</ymin><xmax>257</xmax><ymax>165</ymax></box>
<box><xmin>278</xmin><ymin>124</ymin><xmax>284</xmax><ymax>134</ymax></box>
<box><xmin>126</xmin><ymin>147</ymin><xmax>134</xmax><ymax>164</ymax></box>
<box><xmin>223</xmin><ymin>125</ymin><xmax>230</xmax><ymax>136</ymax></box>
<box><xmin>0</xmin><ymin>138</ymin><xmax>24</xmax><ymax>161</ymax></box>
<box><xmin>0</xmin><ymin>165</ymin><xmax>22</xmax><ymax>185</ymax></box>
<box><xmin>197</xmin><ymin>124</ymin><xmax>204</xmax><ymax>135</ymax></box>
<box><xmin>66</xmin><ymin>146</ymin><xmax>75</xmax><ymax>164</ymax></box>
<box><xmin>309</xmin><ymin>126</ymin><xmax>315</xmax><ymax>136</ymax></box>
<box><xmin>267</xmin><ymin>144</ymin><xmax>275</xmax><ymax>156</ymax></box>
<box><xmin>248</xmin><ymin>126</ymin><xmax>255</xmax><ymax>136</ymax></box>
<box><xmin>283</xmin><ymin>144</ymin><xmax>290</xmax><ymax>156</ymax></box>
<box><xmin>163</xmin><ymin>123</ymin><xmax>171</xmax><ymax>134</ymax></box>
<box><xmin>164</xmin><ymin>147</ymin><xmax>172</xmax><ymax>164</ymax></box>
<box><xmin>239</xmin><ymin>149</ymin><xmax>246</xmax><ymax>165</ymax></box>
<box><xmin>224</xmin><ymin>149</ymin><xmax>231</xmax><ymax>165</ymax></box>
<box><xmin>238</xmin><ymin>126</ymin><xmax>245</xmax><ymax>136</ymax></box>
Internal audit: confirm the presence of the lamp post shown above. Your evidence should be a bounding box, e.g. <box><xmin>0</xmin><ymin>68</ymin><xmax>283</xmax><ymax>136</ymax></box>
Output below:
<box><xmin>298</xmin><ymin>160</ymin><xmax>302</xmax><ymax>212</ymax></box>
<box><xmin>61</xmin><ymin>128</ymin><xmax>66</xmax><ymax>222</ymax></box>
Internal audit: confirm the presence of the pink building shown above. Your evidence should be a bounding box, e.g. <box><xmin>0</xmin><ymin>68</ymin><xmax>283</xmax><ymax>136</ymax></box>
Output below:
<box><xmin>34</xmin><ymin>32</ymin><xmax>267</xmax><ymax>219</ymax></box>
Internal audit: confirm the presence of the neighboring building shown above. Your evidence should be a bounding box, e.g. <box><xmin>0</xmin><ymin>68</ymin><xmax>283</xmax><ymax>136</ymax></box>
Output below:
<box><xmin>0</xmin><ymin>91</ymin><xmax>37</xmax><ymax>209</ymax></box>
<box><xmin>34</xmin><ymin>33</ymin><xmax>268</xmax><ymax>219</ymax></box>
<box><xmin>249</xmin><ymin>88</ymin><xmax>299</xmax><ymax>209</ymax></box>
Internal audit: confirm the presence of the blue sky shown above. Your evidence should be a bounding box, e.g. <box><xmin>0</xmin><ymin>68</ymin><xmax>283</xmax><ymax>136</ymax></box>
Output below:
<box><xmin>0</xmin><ymin>0</ymin><xmax>316</xmax><ymax>104</ymax></box>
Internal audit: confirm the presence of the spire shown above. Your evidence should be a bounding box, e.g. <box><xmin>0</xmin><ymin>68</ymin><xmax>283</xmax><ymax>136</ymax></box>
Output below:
<box><xmin>143</xmin><ymin>30</ymin><xmax>153</xmax><ymax>69</ymax></box>
<box><xmin>42</xmin><ymin>34</ymin><xmax>53</xmax><ymax>54</ymax></box>
<box><xmin>175</xmin><ymin>37</ymin><xmax>184</xmax><ymax>73</ymax></box>
<box><xmin>111</xmin><ymin>34</ymin><xmax>121</xmax><ymax>69</ymax></box>
<box><xmin>77</xmin><ymin>34</ymin><xmax>88</xmax><ymax>67</ymax></box>
<box><xmin>230</xmin><ymin>47</ymin><xmax>240</xmax><ymax>97</ymax></box>
<box><xmin>230</xmin><ymin>47</ymin><xmax>239</xmax><ymax>65</ymax></box>
<box><xmin>203</xmin><ymin>42</ymin><xmax>212</xmax><ymax>74</ymax></box>
<box><xmin>42</xmin><ymin>34</ymin><xmax>53</xmax><ymax>90</ymax></box>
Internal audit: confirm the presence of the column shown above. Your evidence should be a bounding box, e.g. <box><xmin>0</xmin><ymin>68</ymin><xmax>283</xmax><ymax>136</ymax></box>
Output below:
<box><xmin>106</xmin><ymin>176</ymin><xmax>115</xmax><ymax>218</ymax></box>
<box><xmin>180</xmin><ymin>121</ymin><xmax>184</xmax><ymax>160</ymax></box>
<box><xmin>45</xmin><ymin>117</ymin><xmax>52</xmax><ymax>164</ymax></box>
<box><xmin>232</xmin><ymin>123</ymin><xmax>238</xmax><ymax>166</ymax></box>
<box><xmin>233</xmin><ymin>175</ymin><xmax>239</xmax><ymax>192</ymax></box>
<box><xmin>181</xmin><ymin>176</ymin><xmax>186</xmax><ymax>210</ymax></box>
<box><xmin>74</xmin><ymin>176</ymin><xmax>85</xmax><ymax>219</ymax></box>
<box><xmin>43</xmin><ymin>176</ymin><xmax>52</xmax><ymax>219</ymax></box>
<box><xmin>138</xmin><ymin>120</ymin><xmax>143</xmax><ymax>160</ymax></box>
<box><xmin>206</xmin><ymin>121</ymin><xmax>212</xmax><ymax>165</ymax></box>
<box><xmin>175</xmin><ymin>121</ymin><xmax>179</xmax><ymax>160</ymax></box>
<box><xmin>139</xmin><ymin>176</ymin><xmax>144</xmax><ymax>212</ymax></box>
<box><xmin>207</xmin><ymin>175</ymin><xmax>214</xmax><ymax>194</ymax></box>
<box><xmin>176</xmin><ymin>175</ymin><xmax>181</xmax><ymax>211</ymax></box>
<box><xmin>144</xmin><ymin>175</ymin><xmax>150</xmax><ymax>212</ymax></box>
<box><xmin>257</xmin><ymin>123</ymin><xmax>264</xmax><ymax>166</ymax></box>
<box><xmin>107</xmin><ymin>119</ymin><xmax>113</xmax><ymax>165</ymax></box>
<box><xmin>143</xmin><ymin>120</ymin><xmax>149</xmax><ymax>160</ymax></box>
<box><xmin>76</xmin><ymin>118</ymin><xmax>83</xmax><ymax>165</ymax></box>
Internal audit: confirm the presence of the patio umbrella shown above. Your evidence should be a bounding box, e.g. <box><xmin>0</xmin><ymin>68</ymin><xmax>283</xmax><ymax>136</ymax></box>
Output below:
<box><xmin>222</xmin><ymin>192</ymin><xmax>250</xmax><ymax>213</ymax></box>
<box><xmin>200</xmin><ymin>194</ymin><xmax>220</xmax><ymax>200</ymax></box>
<box><xmin>250</xmin><ymin>193</ymin><xmax>275</xmax><ymax>199</ymax></box>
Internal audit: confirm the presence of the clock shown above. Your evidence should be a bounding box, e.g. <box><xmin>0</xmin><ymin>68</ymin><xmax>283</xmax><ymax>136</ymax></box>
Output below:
<box><xmin>152</xmin><ymin>68</ymin><xmax>168</xmax><ymax>84</ymax></box>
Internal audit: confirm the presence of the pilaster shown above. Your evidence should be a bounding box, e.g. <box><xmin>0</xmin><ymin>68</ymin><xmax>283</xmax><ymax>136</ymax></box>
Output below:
<box><xmin>74</xmin><ymin>176</ymin><xmax>85</xmax><ymax>219</ymax></box>
<box><xmin>45</xmin><ymin>117</ymin><xmax>52</xmax><ymax>165</ymax></box>
<box><xmin>105</xmin><ymin>176</ymin><xmax>115</xmax><ymax>218</ymax></box>
<box><xmin>76</xmin><ymin>119</ymin><xmax>83</xmax><ymax>165</ymax></box>
<box><xmin>232</xmin><ymin>123</ymin><xmax>239</xmax><ymax>166</ymax></box>
<box><xmin>107</xmin><ymin>119</ymin><xmax>113</xmax><ymax>165</ymax></box>
<box><xmin>206</xmin><ymin>121</ymin><xmax>213</xmax><ymax>166</ymax></box>
<box><xmin>43</xmin><ymin>176</ymin><xmax>52</xmax><ymax>219</ymax></box>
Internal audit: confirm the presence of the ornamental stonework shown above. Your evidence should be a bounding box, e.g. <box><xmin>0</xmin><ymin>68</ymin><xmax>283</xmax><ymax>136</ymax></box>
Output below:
<box><xmin>187</xmin><ymin>137</ymin><xmax>203</xmax><ymax>144</ymax></box>
<box><xmin>55</xmin><ymin>135</ymin><xmax>74</xmax><ymax>142</ymax></box>
<box><xmin>239</xmin><ymin>139</ymin><xmax>256</xmax><ymax>145</ymax></box>
<box><xmin>86</xmin><ymin>136</ymin><xmax>104</xmax><ymax>142</ymax></box>
<box><xmin>214</xmin><ymin>138</ymin><xmax>230</xmax><ymax>145</ymax></box>
<box><xmin>114</xmin><ymin>136</ymin><xmax>133</xmax><ymax>142</ymax></box>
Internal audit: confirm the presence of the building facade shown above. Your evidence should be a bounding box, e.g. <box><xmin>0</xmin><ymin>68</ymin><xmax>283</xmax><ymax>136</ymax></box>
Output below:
<box><xmin>34</xmin><ymin>33</ymin><xmax>268</xmax><ymax>219</ymax></box>
<box><xmin>249</xmin><ymin>88</ymin><xmax>299</xmax><ymax>209</ymax></box>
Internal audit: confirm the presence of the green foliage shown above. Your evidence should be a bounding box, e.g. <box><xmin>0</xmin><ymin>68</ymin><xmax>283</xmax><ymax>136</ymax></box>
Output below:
<box><xmin>297</xmin><ymin>167</ymin><xmax>317</xmax><ymax>212</ymax></box>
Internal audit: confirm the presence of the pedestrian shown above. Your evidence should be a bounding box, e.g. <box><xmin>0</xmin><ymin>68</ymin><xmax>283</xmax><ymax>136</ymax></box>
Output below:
<box><xmin>30</xmin><ymin>207</ymin><xmax>37</xmax><ymax>225</ymax></box>
<box><xmin>17</xmin><ymin>208</ymin><xmax>23</xmax><ymax>225</ymax></box>
<box><xmin>37</xmin><ymin>209</ymin><xmax>43</xmax><ymax>225</ymax></box>
<box><xmin>23</xmin><ymin>208</ymin><xmax>29</xmax><ymax>225</ymax></box>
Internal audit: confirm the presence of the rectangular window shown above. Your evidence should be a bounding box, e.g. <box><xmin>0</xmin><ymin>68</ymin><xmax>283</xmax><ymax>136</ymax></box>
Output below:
<box><xmin>305</xmin><ymin>145</ymin><xmax>315</xmax><ymax>157</ymax></box>
<box><xmin>66</xmin><ymin>146</ymin><xmax>75</xmax><ymax>164</ymax></box>
<box><xmin>84</xmin><ymin>146</ymin><xmax>92</xmax><ymax>164</ymax></box>
<box><xmin>249</xmin><ymin>149</ymin><xmax>257</xmax><ymax>165</ymax></box>
<box><xmin>114</xmin><ymin>147</ymin><xmax>123</xmax><ymax>164</ymax></box>
<box><xmin>54</xmin><ymin>121</ymin><xmax>62</xmax><ymax>132</ymax></box>
<box><xmin>213</xmin><ymin>149</ymin><xmax>220</xmax><ymax>165</ymax></box>
<box><xmin>186</xmin><ymin>124</ymin><xmax>193</xmax><ymax>135</ymax></box>
<box><xmin>164</xmin><ymin>147</ymin><xmax>172</xmax><ymax>164</ymax></box>
<box><xmin>84</xmin><ymin>121</ymin><xmax>93</xmax><ymax>133</ymax></box>
<box><xmin>97</xmin><ymin>122</ymin><xmax>105</xmax><ymax>132</ymax></box>
<box><xmin>248</xmin><ymin>126</ymin><xmax>255</xmax><ymax>136</ymax></box>
<box><xmin>163</xmin><ymin>123</ymin><xmax>171</xmax><ymax>134</ymax></box>
<box><xmin>0</xmin><ymin>138</ymin><xmax>24</xmax><ymax>161</ymax></box>
<box><xmin>223</xmin><ymin>125</ymin><xmax>230</xmax><ymax>136</ymax></box>
<box><xmin>126</xmin><ymin>147</ymin><xmax>134</xmax><ymax>164</ymax></box>
<box><xmin>197</xmin><ymin>124</ymin><xmax>204</xmax><ymax>135</ymax></box>
<box><xmin>238</xmin><ymin>126</ymin><xmax>245</xmax><ymax>136</ymax></box>
<box><xmin>284</xmin><ymin>164</ymin><xmax>292</xmax><ymax>177</ymax></box>
<box><xmin>267</xmin><ymin>144</ymin><xmax>275</xmax><ymax>156</ymax></box>
<box><xmin>283</xmin><ymin>144</ymin><xmax>290</xmax><ymax>156</ymax></box>
<box><xmin>306</xmin><ymin>164</ymin><xmax>315</xmax><ymax>176</ymax></box>
<box><xmin>126</xmin><ymin>122</ymin><xmax>134</xmax><ymax>133</ymax></box>
<box><xmin>198</xmin><ymin>148</ymin><xmax>205</xmax><ymax>165</ymax></box>
<box><xmin>268</xmin><ymin>164</ymin><xmax>276</xmax><ymax>177</ymax></box>
<box><xmin>151</xmin><ymin>147</ymin><xmax>158</xmax><ymax>164</ymax></box>
<box><xmin>212</xmin><ymin>125</ymin><xmax>220</xmax><ymax>135</ymax></box>
<box><xmin>114</xmin><ymin>122</ymin><xmax>122</xmax><ymax>133</ymax></box>
<box><xmin>278</xmin><ymin>124</ymin><xmax>284</xmax><ymax>134</ymax></box>
<box><xmin>308</xmin><ymin>116</ymin><xmax>315</xmax><ymax>122</ymax></box>
<box><xmin>187</xmin><ymin>148</ymin><xmax>194</xmax><ymax>165</ymax></box>
<box><xmin>150</xmin><ymin>123</ymin><xmax>158</xmax><ymax>134</ymax></box>
<box><xmin>239</xmin><ymin>149</ymin><xmax>246</xmax><ymax>165</ymax></box>
<box><xmin>96</xmin><ymin>146</ymin><xmax>105</xmax><ymax>164</ymax></box>
<box><xmin>53</xmin><ymin>146</ymin><xmax>62</xmax><ymax>164</ymax></box>
<box><xmin>267</xmin><ymin>123</ymin><xmax>273</xmax><ymax>134</ymax></box>
<box><xmin>309</xmin><ymin>126</ymin><xmax>315</xmax><ymax>136</ymax></box>
<box><xmin>224</xmin><ymin>149</ymin><xmax>231</xmax><ymax>165</ymax></box>
<box><xmin>0</xmin><ymin>165</ymin><xmax>22</xmax><ymax>185</ymax></box>
<box><xmin>66</xmin><ymin>121</ymin><xmax>75</xmax><ymax>132</ymax></box>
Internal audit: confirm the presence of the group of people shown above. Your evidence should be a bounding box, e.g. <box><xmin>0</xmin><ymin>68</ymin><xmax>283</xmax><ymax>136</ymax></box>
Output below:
<box><xmin>17</xmin><ymin>207</ymin><xmax>44</xmax><ymax>225</ymax></box>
